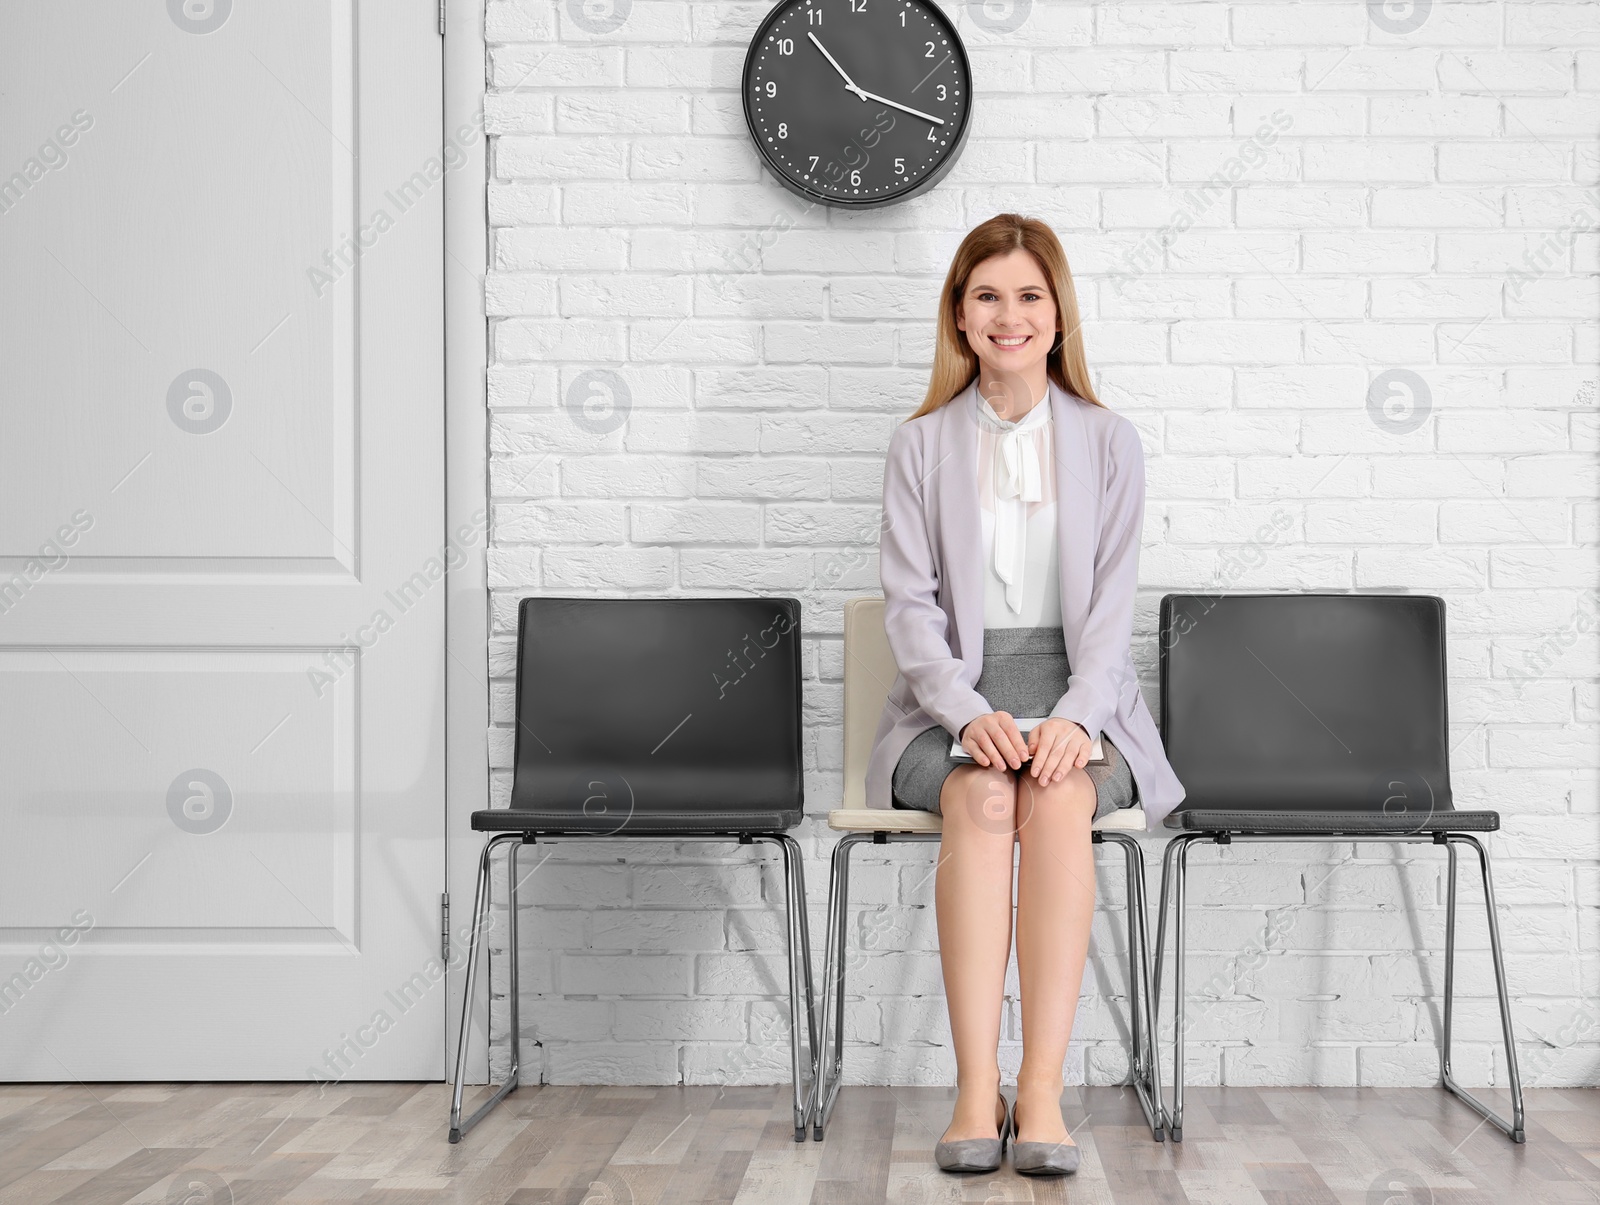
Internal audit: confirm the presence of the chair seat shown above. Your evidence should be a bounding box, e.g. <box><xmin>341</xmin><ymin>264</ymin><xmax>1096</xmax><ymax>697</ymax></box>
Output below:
<box><xmin>472</xmin><ymin>807</ymin><xmax>801</xmax><ymax>834</ymax></box>
<box><xmin>1163</xmin><ymin>808</ymin><xmax>1499</xmax><ymax>834</ymax></box>
<box><xmin>828</xmin><ymin>806</ymin><xmax>1148</xmax><ymax>834</ymax></box>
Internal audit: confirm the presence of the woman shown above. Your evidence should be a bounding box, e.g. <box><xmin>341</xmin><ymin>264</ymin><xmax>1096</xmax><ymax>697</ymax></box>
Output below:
<box><xmin>865</xmin><ymin>213</ymin><xmax>1186</xmax><ymax>1176</ymax></box>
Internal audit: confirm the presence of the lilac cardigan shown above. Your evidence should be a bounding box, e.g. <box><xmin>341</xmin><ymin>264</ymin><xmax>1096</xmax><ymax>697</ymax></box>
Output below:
<box><xmin>864</xmin><ymin>377</ymin><xmax>1187</xmax><ymax>830</ymax></box>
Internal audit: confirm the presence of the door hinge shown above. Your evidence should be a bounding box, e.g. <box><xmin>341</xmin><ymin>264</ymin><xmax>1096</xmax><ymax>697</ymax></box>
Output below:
<box><xmin>440</xmin><ymin>892</ymin><xmax>450</xmax><ymax>961</ymax></box>
<box><xmin>438</xmin><ymin>0</ymin><xmax>446</xmax><ymax>36</ymax></box>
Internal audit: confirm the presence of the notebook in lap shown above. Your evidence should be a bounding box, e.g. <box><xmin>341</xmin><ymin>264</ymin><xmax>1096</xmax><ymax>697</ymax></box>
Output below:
<box><xmin>949</xmin><ymin>717</ymin><xmax>1106</xmax><ymax>765</ymax></box>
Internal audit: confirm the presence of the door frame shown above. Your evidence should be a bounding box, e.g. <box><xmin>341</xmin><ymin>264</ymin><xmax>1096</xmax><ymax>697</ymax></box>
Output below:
<box><xmin>444</xmin><ymin>0</ymin><xmax>492</xmax><ymax>1084</ymax></box>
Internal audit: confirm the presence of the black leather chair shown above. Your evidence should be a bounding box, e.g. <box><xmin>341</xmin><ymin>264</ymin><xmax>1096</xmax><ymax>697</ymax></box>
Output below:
<box><xmin>1151</xmin><ymin>593</ymin><xmax>1525</xmax><ymax>1143</ymax></box>
<box><xmin>449</xmin><ymin>596</ymin><xmax>817</xmax><ymax>1142</ymax></box>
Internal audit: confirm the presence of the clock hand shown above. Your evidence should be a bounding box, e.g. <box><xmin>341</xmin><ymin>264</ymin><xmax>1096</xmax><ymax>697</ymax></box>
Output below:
<box><xmin>806</xmin><ymin>33</ymin><xmax>863</xmax><ymax>94</ymax></box>
<box><xmin>807</xmin><ymin>31</ymin><xmax>945</xmax><ymax>126</ymax></box>
<box><xmin>852</xmin><ymin>88</ymin><xmax>944</xmax><ymax>125</ymax></box>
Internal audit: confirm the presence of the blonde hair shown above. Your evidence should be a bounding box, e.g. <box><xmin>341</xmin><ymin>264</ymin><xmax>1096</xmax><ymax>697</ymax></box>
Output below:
<box><xmin>908</xmin><ymin>212</ymin><xmax>1105</xmax><ymax>421</ymax></box>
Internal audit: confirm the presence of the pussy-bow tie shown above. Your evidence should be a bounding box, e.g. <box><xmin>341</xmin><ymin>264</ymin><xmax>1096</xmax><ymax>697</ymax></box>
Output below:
<box><xmin>977</xmin><ymin>392</ymin><xmax>1050</xmax><ymax>612</ymax></box>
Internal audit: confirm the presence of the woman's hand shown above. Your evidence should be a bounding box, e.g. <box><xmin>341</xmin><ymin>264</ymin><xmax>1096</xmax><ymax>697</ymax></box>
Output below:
<box><xmin>1025</xmin><ymin>717</ymin><xmax>1091</xmax><ymax>785</ymax></box>
<box><xmin>958</xmin><ymin>711</ymin><xmax>1029</xmax><ymax>770</ymax></box>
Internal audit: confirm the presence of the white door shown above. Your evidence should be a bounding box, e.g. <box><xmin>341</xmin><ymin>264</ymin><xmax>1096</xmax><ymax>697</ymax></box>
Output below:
<box><xmin>0</xmin><ymin>1</ymin><xmax>446</xmax><ymax>1079</ymax></box>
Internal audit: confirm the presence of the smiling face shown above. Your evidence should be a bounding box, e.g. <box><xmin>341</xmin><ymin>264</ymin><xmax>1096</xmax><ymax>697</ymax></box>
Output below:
<box><xmin>953</xmin><ymin>247</ymin><xmax>1061</xmax><ymax>416</ymax></box>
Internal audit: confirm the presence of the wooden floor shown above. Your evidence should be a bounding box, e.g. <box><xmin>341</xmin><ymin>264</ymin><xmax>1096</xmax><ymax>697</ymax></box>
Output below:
<box><xmin>0</xmin><ymin>1082</ymin><xmax>1593</xmax><ymax>1204</ymax></box>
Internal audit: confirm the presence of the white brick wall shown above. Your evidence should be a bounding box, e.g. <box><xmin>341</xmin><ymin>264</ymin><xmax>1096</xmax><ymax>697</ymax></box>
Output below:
<box><xmin>479</xmin><ymin>0</ymin><xmax>1600</xmax><ymax>1090</ymax></box>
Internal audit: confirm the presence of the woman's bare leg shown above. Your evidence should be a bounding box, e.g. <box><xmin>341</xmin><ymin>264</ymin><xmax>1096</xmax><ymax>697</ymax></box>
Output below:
<box><xmin>933</xmin><ymin>762</ymin><xmax>1016</xmax><ymax>1142</ymax></box>
<box><xmin>1012</xmin><ymin>767</ymin><xmax>1098</xmax><ymax>1145</ymax></box>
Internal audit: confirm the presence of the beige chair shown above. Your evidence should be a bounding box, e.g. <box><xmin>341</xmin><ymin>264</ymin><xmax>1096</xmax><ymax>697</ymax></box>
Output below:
<box><xmin>806</xmin><ymin>596</ymin><xmax>1165</xmax><ymax>1141</ymax></box>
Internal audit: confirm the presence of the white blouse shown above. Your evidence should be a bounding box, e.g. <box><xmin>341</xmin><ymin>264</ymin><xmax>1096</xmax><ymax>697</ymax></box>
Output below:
<box><xmin>976</xmin><ymin>388</ymin><xmax>1062</xmax><ymax>629</ymax></box>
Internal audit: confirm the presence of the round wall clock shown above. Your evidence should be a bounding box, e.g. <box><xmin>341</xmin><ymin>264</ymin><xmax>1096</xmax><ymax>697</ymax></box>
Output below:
<box><xmin>742</xmin><ymin>0</ymin><xmax>974</xmax><ymax>209</ymax></box>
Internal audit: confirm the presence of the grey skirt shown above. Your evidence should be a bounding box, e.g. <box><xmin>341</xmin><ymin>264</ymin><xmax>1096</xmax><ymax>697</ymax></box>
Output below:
<box><xmin>891</xmin><ymin>625</ymin><xmax>1139</xmax><ymax>822</ymax></box>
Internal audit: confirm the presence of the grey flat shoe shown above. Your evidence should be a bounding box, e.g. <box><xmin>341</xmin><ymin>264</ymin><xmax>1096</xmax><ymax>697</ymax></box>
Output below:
<box><xmin>934</xmin><ymin>1091</ymin><xmax>1011</xmax><ymax>1173</ymax></box>
<box><xmin>1008</xmin><ymin>1098</ymin><xmax>1081</xmax><ymax>1176</ymax></box>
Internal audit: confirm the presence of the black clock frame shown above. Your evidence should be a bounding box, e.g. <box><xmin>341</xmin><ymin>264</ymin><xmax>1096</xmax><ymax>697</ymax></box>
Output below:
<box><xmin>741</xmin><ymin>0</ymin><xmax>974</xmax><ymax>209</ymax></box>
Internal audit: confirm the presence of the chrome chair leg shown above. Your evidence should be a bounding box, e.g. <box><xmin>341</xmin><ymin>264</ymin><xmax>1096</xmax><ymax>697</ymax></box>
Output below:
<box><xmin>1152</xmin><ymin>830</ymin><xmax>1526</xmax><ymax>1148</ymax></box>
<box><xmin>1100</xmin><ymin>832</ymin><xmax>1163</xmax><ymax>1140</ymax></box>
<box><xmin>810</xmin><ymin>832</ymin><xmax>862</xmax><ymax>1140</ymax></box>
<box><xmin>780</xmin><ymin>834</ymin><xmax>804</xmax><ymax>1140</ymax></box>
<box><xmin>450</xmin><ymin>831</ymin><xmax>818</xmax><ymax>1145</ymax></box>
<box><xmin>772</xmin><ymin>834</ymin><xmax>816</xmax><ymax>1141</ymax></box>
<box><xmin>802</xmin><ymin>838</ymin><xmax>836</xmax><ymax>1137</ymax></box>
<box><xmin>803</xmin><ymin>844</ymin><xmax>831</xmax><ymax>1138</ymax></box>
<box><xmin>1117</xmin><ymin>838</ymin><xmax>1143</xmax><ymax>1075</ymax></box>
<box><xmin>1130</xmin><ymin>836</ymin><xmax>1165</xmax><ymax>1141</ymax></box>
<box><xmin>782</xmin><ymin>834</ymin><xmax>819</xmax><ymax>1066</ymax></box>
<box><xmin>1150</xmin><ymin>834</ymin><xmax>1189</xmax><ymax>1014</ymax></box>
<box><xmin>810</xmin><ymin>830</ymin><xmax>1166</xmax><ymax>1145</ymax></box>
<box><xmin>509</xmin><ymin>841</ymin><xmax>521</xmax><ymax>1088</ymax></box>
<box><xmin>449</xmin><ymin>833</ymin><xmax>521</xmax><ymax>1143</ymax></box>
<box><xmin>1443</xmin><ymin>839</ymin><xmax>1457</xmax><ymax>1082</ymax></box>
<box><xmin>1440</xmin><ymin>834</ymin><xmax>1526</xmax><ymax>1143</ymax></box>
<box><xmin>1151</xmin><ymin>833</ymin><xmax>1202</xmax><ymax>1142</ymax></box>
<box><xmin>1169</xmin><ymin>836</ymin><xmax>1193</xmax><ymax>1142</ymax></box>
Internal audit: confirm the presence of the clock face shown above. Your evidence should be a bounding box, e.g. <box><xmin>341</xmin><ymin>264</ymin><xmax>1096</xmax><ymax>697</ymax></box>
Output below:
<box><xmin>742</xmin><ymin>0</ymin><xmax>973</xmax><ymax>208</ymax></box>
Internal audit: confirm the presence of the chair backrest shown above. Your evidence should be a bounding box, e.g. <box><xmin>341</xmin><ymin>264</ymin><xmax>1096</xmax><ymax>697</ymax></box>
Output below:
<box><xmin>510</xmin><ymin>596</ymin><xmax>804</xmax><ymax>820</ymax></box>
<box><xmin>1160</xmin><ymin>593</ymin><xmax>1453</xmax><ymax>814</ymax></box>
<box><xmin>842</xmin><ymin>596</ymin><xmax>898</xmax><ymax>808</ymax></box>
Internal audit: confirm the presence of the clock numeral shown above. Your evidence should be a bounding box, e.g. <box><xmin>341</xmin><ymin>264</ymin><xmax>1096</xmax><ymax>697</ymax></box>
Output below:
<box><xmin>807</xmin><ymin>7</ymin><xmax>821</xmax><ymax>23</ymax></box>
<box><xmin>937</xmin><ymin>83</ymin><xmax>947</xmax><ymax>100</ymax></box>
<box><xmin>765</xmin><ymin>80</ymin><xmax>777</xmax><ymax>97</ymax></box>
<box><xmin>809</xmin><ymin>155</ymin><xmax>819</xmax><ymax>171</ymax></box>
<box><xmin>850</xmin><ymin>0</ymin><xmax>866</xmax><ymax>10</ymax></box>
<box><xmin>894</xmin><ymin>157</ymin><xmax>905</xmax><ymax>173</ymax></box>
<box><xmin>850</xmin><ymin>168</ymin><xmax>861</xmax><ymax>186</ymax></box>
<box><xmin>778</xmin><ymin>36</ymin><xmax>793</xmax><ymax>53</ymax></box>
<box><xmin>925</xmin><ymin>40</ymin><xmax>936</xmax><ymax>57</ymax></box>
<box><xmin>926</xmin><ymin>126</ymin><xmax>937</xmax><ymax>141</ymax></box>
<box><xmin>778</xmin><ymin>122</ymin><xmax>788</xmax><ymax>138</ymax></box>
<box><xmin>899</xmin><ymin>9</ymin><xmax>905</xmax><ymax>24</ymax></box>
